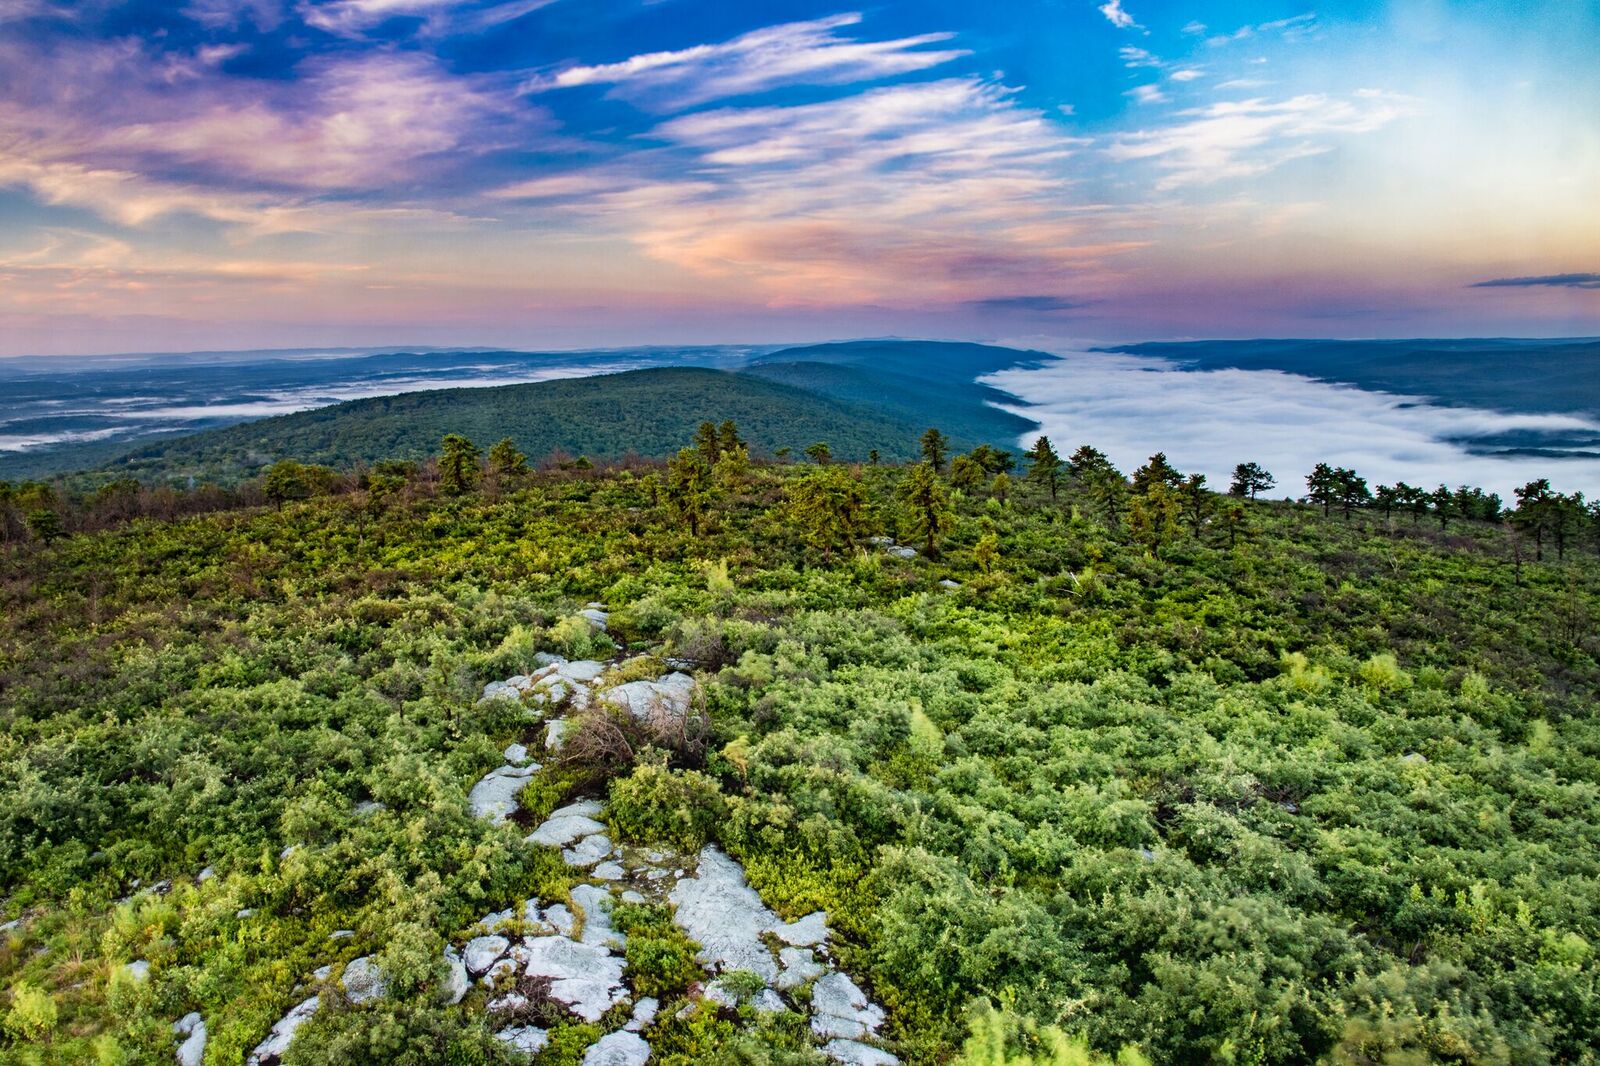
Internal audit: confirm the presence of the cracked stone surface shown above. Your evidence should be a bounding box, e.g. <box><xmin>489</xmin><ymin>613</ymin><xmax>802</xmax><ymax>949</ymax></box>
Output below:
<box><xmin>464</xmin><ymin>935</ymin><xmax>509</xmax><ymax>976</ymax></box>
<box><xmin>563</xmin><ymin>833</ymin><xmax>614</xmax><ymax>867</ymax></box>
<box><xmin>811</xmin><ymin>972</ymin><xmax>887</xmax><ymax>1041</ymax></box>
<box><xmin>572</xmin><ymin>884</ymin><xmax>624</xmax><ymax>949</ymax></box>
<box><xmin>522</xmin><ymin>936</ymin><xmax>626</xmax><ymax>1022</ymax></box>
<box><xmin>495</xmin><ymin>1025</ymin><xmax>549</xmax><ymax>1054</ymax></box>
<box><xmin>668</xmin><ymin>847</ymin><xmax>783</xmax><ymax>982</ymax></box>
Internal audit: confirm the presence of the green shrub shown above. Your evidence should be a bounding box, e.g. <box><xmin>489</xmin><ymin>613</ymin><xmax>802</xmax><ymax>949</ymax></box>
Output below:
<box><xmin>607</xmin><ymin>762</ymin><xmax>727</xmax><ymax>852</ymax></box>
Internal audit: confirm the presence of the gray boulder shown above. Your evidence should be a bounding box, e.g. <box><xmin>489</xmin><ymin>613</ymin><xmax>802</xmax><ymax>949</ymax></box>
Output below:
<box><xmin>174</xmin><ymin>1012</ymin><xmax>206</xmax><ymax>1066</ymax></box>
<box><xmin>464</xmin><ymin>935</ymin><xmax>510</xmax><ymax>976</ymax></box>
<box><xmin>581</xmin><ymin>1030</ymin><xmax>650</xmax><ymax>1066</ymax></box>
<box><xmin>341</xmin><ymin>956</ymin><xmax>386</xmax><ymax>1004</ymax></box>
<box><xmin>246</xmin><ymin>994</ymin><xmax>320</xmax><ymax>1065</ymax></box>
<box><xmin>603</xmin><ymin>673</ymin><xmax>696</xmax><ymax>728</ymax></box>
<box><xmin>823</xmin><ymin>1039</ymin><xmax>900</xmax><ymax>1065</ymax></box>
<box><xmin>810</xmin><ymin>972</ymin><xmax>887</xmax><ymax>1040</ymax></box>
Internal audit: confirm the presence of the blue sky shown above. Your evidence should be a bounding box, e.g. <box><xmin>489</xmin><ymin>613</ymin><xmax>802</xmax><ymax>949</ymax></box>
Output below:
<box><xmin>0</xmin><ymin>0</ymin><xmax>1596</xmax><ymax>354</ymax></box>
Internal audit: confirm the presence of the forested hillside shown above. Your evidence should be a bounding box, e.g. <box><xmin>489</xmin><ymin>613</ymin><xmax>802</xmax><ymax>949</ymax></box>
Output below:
<box><xmin>2</xmin><ymin>429</ymin><xmax>1599</xmax><ymax>1065</ymax></box>
<box><xmin>78</xmin><ymin>368</ymin><xmax>924</xmax><ymax>490</ymax></box>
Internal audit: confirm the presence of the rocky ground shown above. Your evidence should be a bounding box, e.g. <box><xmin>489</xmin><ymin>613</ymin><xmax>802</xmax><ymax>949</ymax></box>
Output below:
<box><xmin>224</xmin><ymin>624</ymin><xmax>899</xmax><ymax>1066</ymax></box>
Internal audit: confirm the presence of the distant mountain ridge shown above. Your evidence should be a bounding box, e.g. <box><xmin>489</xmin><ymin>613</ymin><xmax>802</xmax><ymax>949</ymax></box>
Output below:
<box><xmin>23</xmin><ymin>341</ymin><xmax>1044</xmax><ymax>487</ymax></box>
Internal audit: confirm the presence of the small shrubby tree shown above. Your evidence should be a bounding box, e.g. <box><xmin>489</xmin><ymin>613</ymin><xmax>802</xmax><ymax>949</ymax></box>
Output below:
<box><xmin>785</xmin><ymin>466</ymin><xmax>872</xmax><ymax>560</ymax></box>
<box><xmin>897</xmin><ymin>462</ymin><xmax>954</xmax><ymax>557</ymax></box>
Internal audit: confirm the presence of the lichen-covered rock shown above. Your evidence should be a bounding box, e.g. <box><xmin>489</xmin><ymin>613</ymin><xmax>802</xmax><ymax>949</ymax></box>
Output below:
<box><xmin>810</xmin><ymin>972</ymin><xmax>887</xmax><ymax>1041</ymax></box>
<box><xmin>341</xmin><ymin>956</ymin><xmax>386</xmax><ymax>1004</ymax></box>
<box><xmin>774</xmin><ymin>911</ymin><xmax>829</xmax><ymax>947</ymax></box>
<box><xmin>669</xmin><ymin>846</ymin><xmax>790</xmax><ymax>981</ymax></box>
<box><xmin>441</xmin><ymin>949</ymin><xmax>469</xmax><ymax>1005</ymax></box>
<box><xmin>602</xmin><ymin>672</ymin><xmax>696</xmax><ymax>727</ymax></box>
<box><xmin>572</xmin><ymin>884</ymin><xmax>624</xmax><ymax>949</ymax></box>
<box><xmin>527</xmin><ymin>801</ymin><xmax>607</xmax><ymax>847</ymax></box>
<box><xmin>522</xmin><ymin>936</ymin><xmax>626</xmax><ymax>1022</ymax></box>
<box><xmin>563</xmin><ymin>833</ymin><xmax>614</xmax><ymax>868</ymax></box>
<box><xmin>579</xmin><ymin>608</ymin><xmax>609</xmax><ymax>632</ymax></box>
<box><xmin>823</xmin><ymin>1039</ymin><xmax>900</xmax><ymax>1065</ymax></box>
<box><xmin>468</xmin><ymin>764</ymin><xmax>535</xmax><ymax>822</ymax></box>
<box><xmin>777</xmin><ymin>947</ymin><xmax>825</xmax><ymax>990</ymax></box>
<box><xmin>495</xmin><ymin>1025</ymin><xmax>549</xmax><ymax>1054</ymax></box>
<box><xmin>504</xmin><ymin>743</ymin><xmax>531</xmax><ymax>765</ymax></box>
<box><xmin>581</xmin><ymin>1030</ymin><xmax>650</xmax><ymax>1066</ymax></box>
<box><xmin>544</xmin><ymin>903</ymin><xmax>576</xmax><ymax>937</ymax></box>
<box><xmin>246</xmin><ymin>994</ymin><xmax>319</xmax><ymax>1065</ymax></box>
<box><xmin>625</xmin><ymin>996</ymin><xmax>658</xmax><ymax>1032</ymax></box>
<box><xmin>173</xmin><ymin>1012</ymin><xmax>206</xmax><ymax>1066</ymax></box>
<box><xmin>464</xmin><ymin>935</ymin><xmax>510</xmax><ymax>976</ymax></box>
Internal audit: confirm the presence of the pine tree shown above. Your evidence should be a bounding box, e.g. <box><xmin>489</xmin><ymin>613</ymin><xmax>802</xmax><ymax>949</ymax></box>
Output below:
<box><xmin>897</xmin><ymin>462</ymin><xmax>953</xmax><ymax>557</ymax></box>
<box><xmin>486</xmin><ymin>437</ymin><xmax>527</xmax><ymax>479</ymax></box>
<box><xmin>1025</xmin><ymin>436</ymin><xmax>1062</xmax><ymax>500</ymax></box>
<box><xmin>1229</xmin><ymin>462</ymin><xmax>1275</xmax><ymax>499</ymax></box>
<box><xmin>804</xmin><ymin>442</ymin><xmax>833</xmax><ymax>465</ymax></box>
<box><xmin>666</xmin><ymin>447</ymin><xmax>714</xmax><ymax>535</ymax></box>
<box><xmin>920</xmin><ymin>427</ymin><xmax>950</xmax><ymax>472</ymax></box>
<box><xmin>437</xmin><ymin>434</ymin><xmax>482</xmax><ymax>495</ymax></box>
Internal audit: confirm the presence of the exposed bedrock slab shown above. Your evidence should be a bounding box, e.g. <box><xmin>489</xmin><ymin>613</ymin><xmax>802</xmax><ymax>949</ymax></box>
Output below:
<box><xmin>810</xmin><ymin>972</ymin><xmax>887</xmax><ymax>1041</ymax></box>
<box><xmin>521</xmin><ymin>935</ymin><xmax>626</xmax><ymax>1023</ymax></box>
<box><xmin>668</xmin><ymin>846</ymin><xmax>782</xmax><ymax>982</ymax></box>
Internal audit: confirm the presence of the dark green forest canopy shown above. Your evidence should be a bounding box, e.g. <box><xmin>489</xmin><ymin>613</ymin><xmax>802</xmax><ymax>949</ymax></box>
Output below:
<box><xmin>2</xmin><ymin>455</ymin><xmax>1598</xmax><ymax>1064</ymax></box>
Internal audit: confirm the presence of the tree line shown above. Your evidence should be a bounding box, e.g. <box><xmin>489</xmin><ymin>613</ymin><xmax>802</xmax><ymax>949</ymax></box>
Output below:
<box><xmin>6</xmin><ymin>424</ymin><xmax>1598</xmax><ymax>573</ymax></box>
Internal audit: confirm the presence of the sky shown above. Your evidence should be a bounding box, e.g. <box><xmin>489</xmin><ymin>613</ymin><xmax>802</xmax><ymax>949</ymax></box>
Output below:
<box><xmin>1</xmin><ymin>0</ymin><xmax>1597</xmax><ymax>355</ymax></box>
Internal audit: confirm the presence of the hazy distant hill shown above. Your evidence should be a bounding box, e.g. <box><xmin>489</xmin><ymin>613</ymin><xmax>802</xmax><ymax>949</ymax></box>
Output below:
<box><xmin>12</xmin><ymin>339</ymin><xmax>1043</xmax><ymax>487</ymax></box>
<box><xmin>747</xmin><ymin>339</ymin><xmax>1043</xmax><ymax>447</ymax></box>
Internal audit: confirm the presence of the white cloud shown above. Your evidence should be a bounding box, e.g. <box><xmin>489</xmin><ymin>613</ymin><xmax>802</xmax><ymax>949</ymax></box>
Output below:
<box><xmin>1099</xmin><ymin>0</ymin><xmax>1139</xmax><ymax>30</ymax></box>
<box><xmin>987</xmin><ymin>350</ymin><xmax>1600</xmax><ymax>498</ymax></box>
<box><xmin>531</xmin><ymin>13</ymin><xmax>968</xmax><ymax>110</ymax></box>
<box><xmin>1127</xmin><ymin>84</ymin><xmax>1167</xmax><ymax>105</ymax></box>
<box><xmin>1170</xmin><ymin>67</ymin><xmax>1205</xmax><ymax>82</ymax></box>
<box><xmin>1121</xmin><ymin>46</ymin><xmax>1161</xmax><ymax>68</ymax></box>
<box><xmin>1107</xmin><ymin>92</ymin><xmax>1416</xmax><ymax>188</ymax></box>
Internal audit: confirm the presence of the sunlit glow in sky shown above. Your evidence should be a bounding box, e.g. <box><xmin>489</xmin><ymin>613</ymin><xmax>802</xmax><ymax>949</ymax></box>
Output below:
<box><xmin>0</xmin><ymin>0</ymin><xmax>1596</xmax><ymax>354</ymax></box>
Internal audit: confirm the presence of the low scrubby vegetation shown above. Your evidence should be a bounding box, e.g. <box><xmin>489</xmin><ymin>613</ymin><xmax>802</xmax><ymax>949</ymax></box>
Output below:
<box><xmin>2</xmin><ymin>428</ymin><xmax>1598</xmax><ymax>1064</ymax></box>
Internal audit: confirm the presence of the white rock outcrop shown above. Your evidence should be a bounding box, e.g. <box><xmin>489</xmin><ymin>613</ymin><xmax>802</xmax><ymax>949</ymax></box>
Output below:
<box><xmin>246</xmin><ymin>995</ymin><xmax>320</xmax><ymax>1066</ymax></box>
<box><xmin>173</xmin><ymin>1012</ymin><xmax>206</xmax><ymax>1066</ymax></box>
<box><xmin>582</xmin><ymin>1030</ymin><xmax>650</xmax><ymax>1066</ymax></box>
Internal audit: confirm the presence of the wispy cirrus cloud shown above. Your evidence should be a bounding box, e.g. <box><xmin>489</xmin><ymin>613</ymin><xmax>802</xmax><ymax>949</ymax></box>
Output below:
<box><xmin>528</xmin><ymin>13</ymin><xmax>968</xmax><ymax>109</ymax></box>
<box><xmin>529</xmin><ymin>78</ymin><xmax>1141</xmax><ymax>306</ymax></box>
<box><xmin>1471</xmin><ymin>273</ymin><xmax>1600</xmax><ymax>290</ymax></box>
<box><xmin>299</xmin><ymin>0</ymin><xmax>553</xmax><ymax>36</ymax></box>
<box><xmin>1108</xmin><ymin>91</ymin><xmax>1415</xmax><ymax>188</ymax></box>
